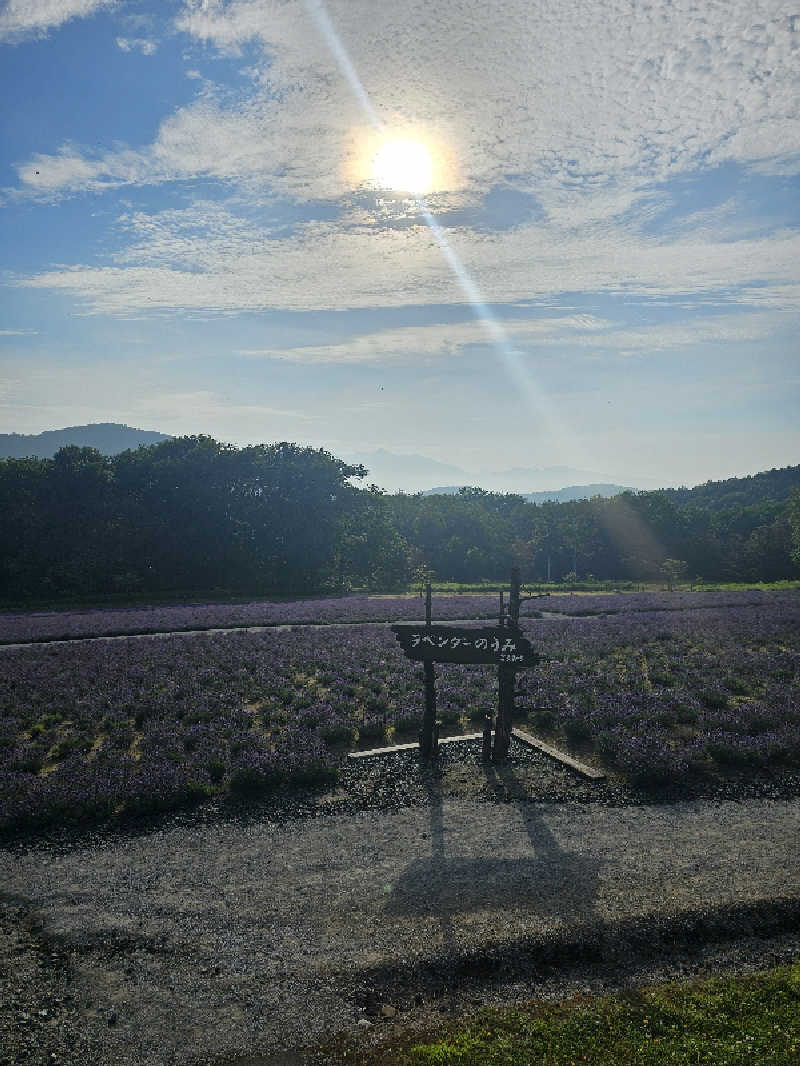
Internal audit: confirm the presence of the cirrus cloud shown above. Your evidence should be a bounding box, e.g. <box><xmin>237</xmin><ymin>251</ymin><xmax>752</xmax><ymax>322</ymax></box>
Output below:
<box><xmin>10</xmin><ymin>0</ymin><xmax>800</xmax><ymax>215</ymax></box>
<box><xmin>0</xmin><ymin>0</ymin><xmax>113</xmax><ymax>42</ymax></box>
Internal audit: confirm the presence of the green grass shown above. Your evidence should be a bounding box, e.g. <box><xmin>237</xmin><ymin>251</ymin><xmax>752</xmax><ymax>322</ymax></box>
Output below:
<box><xmin>329</xmin><ymin>965</ymin><xmax>800</xmax><ymax>1065</ymax></box>
<box><xmin>419</xmin><ymin>580</ymin><xmax>800</xmax><ymax>596</ymax></box>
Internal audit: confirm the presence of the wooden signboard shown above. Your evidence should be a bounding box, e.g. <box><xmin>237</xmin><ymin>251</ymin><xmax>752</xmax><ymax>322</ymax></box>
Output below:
<box><xmin>395</xmin><ymin>569</ymin><xmax>537</xmax><ymax>763</ymax></box>
<box><xmin>391</xmin><ymin>624</ymin><xmax>541</xmax><ymax>667</ymax></box>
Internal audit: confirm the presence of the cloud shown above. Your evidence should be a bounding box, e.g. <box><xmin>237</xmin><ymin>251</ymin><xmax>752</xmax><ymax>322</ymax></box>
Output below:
<box><xmin>115</xmin><ymin>36</ymin><xmax>157</xmax><ymax>55</ymax></box>
<box><xmin>12</xmin><ymin>0</ymin><xmax>800</xmax><ymax>211</ymax></box>
<box><xmin>0</xmin><ymin>0</ymin><xmax>113</xmax><ymax>42</ymax></box>
<box><xmin>736</xmin><ymin>284</ymin><xmax>800</xmax><ymax>311</ymax></box>
<box><xmin>14</xmin><ymin>102</ymin><xmax>279</xmax><ymax>196</ymax></box>
<box><xmin>136</xmin><ymin>389</ymin><xmax>320</xmax><ymax>424</ymax></box>
<box><xmin>236</xmin><ymin>315</ymin><xmax>612</xmax><ymax>364</ymax></box>
<box><xmin>15</xmin><ymin>197</ymin><xmax>800</xmax><ymax>315</ymax></box>
<box><xmin>175</xmin><ymin>0</ymin><xmax>800</xmax><ymax>198</ymax></box>
<box><xmin>236</xmin><ymin>308</ymin><xmax>796</xmax><ymax>368</ymax></box>
<box><xmin>0</xmin><ymin>328</ymin><xmax>38</xmax><ymax>336</ymax></box>
<box><xmin>561</xmin><ymin>311</ymin><xmax>798</xmax><ymax>355</ymax></box>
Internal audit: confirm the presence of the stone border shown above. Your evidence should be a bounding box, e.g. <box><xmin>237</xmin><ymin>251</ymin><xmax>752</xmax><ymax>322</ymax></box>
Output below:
<box><xmin>511</xmin><ymin>727</ymin><xmax>606</xmax><ymax>780</ymax></box>
<box><xmin>348</xmin><ymin>732</ymin><xmax>485</xmax><ymax>758</ymax></box>
<box><xmin>348</xmin><ymin>728</ymin><xmax>605</xmax><ymax>780</ymax></box>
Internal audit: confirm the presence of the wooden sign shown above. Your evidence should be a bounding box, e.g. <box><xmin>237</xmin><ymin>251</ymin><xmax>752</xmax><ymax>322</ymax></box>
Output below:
<box><xmin>397</xmin><ymin>570</ymin><xmax>531</xmax><ymax>762</ymax></box>
<box><xmin>391</xmin><ymin>624</ymin><xmax>541</xmax><ymax>667</ymax></box>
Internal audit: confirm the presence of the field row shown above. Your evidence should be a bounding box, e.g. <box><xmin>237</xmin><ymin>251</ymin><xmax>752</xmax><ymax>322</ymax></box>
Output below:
<box><xmin>1</xmin><ymin>592</ymin><xmax>798</xmax><ymax>835</ymax></box>
<box><xmin>0</xmin><ymin>587</ymin><xmax>794</xmax><ymax>643</ymax></box>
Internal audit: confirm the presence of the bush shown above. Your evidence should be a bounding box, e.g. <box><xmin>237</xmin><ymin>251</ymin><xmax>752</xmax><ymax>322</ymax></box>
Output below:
<box><xmin>563</xmin><ymin>716</ymin><xmax>594</xmax><ymax>746</ymax></box>
<box><xmin>358</xmin><ymin>716</ymin><xmax>387</xmax><ymax>741</ymax></box>
<box><xmin>229</xmin><ymin>765</ymin><xmax>272</xmax><ymax>796</ymax></box>
<box><xmin>699</xmin><ymin>688</ymin><xmax>729</xmax><ymax>710</ymax></box>
<box><xmin>467</xmin><ymin>704</ymin><xmax>492</xmax><ymax>722</ymax></box>
<box><xmin>207</xmin><ymin>759</ymin><xmax>226</xmax><ymax>783</ymax></box>
<box><xmin>614</xmin><ymin>733</ymin><xmax>686</xmax><ymax>787</ymax></box>
<box><xmin>319</xmin><ymin>722</ymin><xmax>356</xmax><ymax>745</ymax></box>
<box><xmin>391</xmin><ymin>711</ymin><xmax>423</xmax><ymax>734</ymax></box>
<box><xmin>530</xmin><ymin>708</ymin><xmax>557</xmax><ymax>732</ymax></box>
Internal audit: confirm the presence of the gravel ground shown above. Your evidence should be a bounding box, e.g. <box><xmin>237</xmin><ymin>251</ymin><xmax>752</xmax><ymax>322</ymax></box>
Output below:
<box><xmin>2</xmin><ymin>738</ymin><xmax>799</xmax><ymax>1066</ymax></box>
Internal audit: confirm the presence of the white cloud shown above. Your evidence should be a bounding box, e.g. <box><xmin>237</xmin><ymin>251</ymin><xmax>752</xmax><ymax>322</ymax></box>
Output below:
<box><xmin>14</xmin><ymin>100</ymin><xmax>302</xmax><ymax>197</ymax></box>
<box><xmin>234</xmin><ymin>308</ymin><xmax>796</xmax><ymax>369</ymax></box>
<box><xmin>0</xmin><ymin>0</ymin><xmax>113</xmax><ymax>42</ymax></box>
<box><xmin>236</xmin><ymin>315</ymin><xmax>612</xmax><ymax>364</ymax></box>
<box><xmin>0</xmin><ymin>328</ymin><xmax>38</xmax><ymax>335</ymax></box>
<box><xmin>175</xmin><ymin>0</ymin><xmax>800</xmax><ymax>197</ymax></box>
<box><xmin>16</xmin><ymin>199</ymin><xmax>800</xmax><ymax>315</ymax></box>
<box><xmin>116</xmin><ymin>36</ymin><xmax>157</xmax><ymax>55</ymax></box>
<box><xmin>737</xmin><ymin>284</ymin><xmax>800</xmax><ymax>311</ymax></box>
<box><xmin>136</xmin><ymin>389</ymin><xmax>319</xmax><ymax>424</ymax></box>
<box><xmin>12</xmin><ymin>0</ymin><xmax>800</xmax><ymax>211</ymax></box>
<box><xmin>563</xmin><ymin>311</ymin><xmax>798</xmax><ymax>355</ymax></box>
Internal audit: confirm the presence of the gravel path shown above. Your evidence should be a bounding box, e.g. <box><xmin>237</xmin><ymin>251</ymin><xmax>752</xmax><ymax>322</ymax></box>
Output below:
<box><xmin>2</xmin><ymin>744</ymin><xmax>799</xmax><ymax>1066</ymax></box>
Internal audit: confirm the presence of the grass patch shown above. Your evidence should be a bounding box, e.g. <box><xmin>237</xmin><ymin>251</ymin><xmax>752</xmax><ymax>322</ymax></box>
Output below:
<box><xmin>328</xmin><ymin>964</ymin><xmax>800</xmax><ymax>1065</ymax></box>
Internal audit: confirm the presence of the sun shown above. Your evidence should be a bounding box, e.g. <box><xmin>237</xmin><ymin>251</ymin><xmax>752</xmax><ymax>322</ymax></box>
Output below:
<box><xmin>372</xmin><ymin>138</ymin><xmax>434</xmax><ymax>195</ymax></box>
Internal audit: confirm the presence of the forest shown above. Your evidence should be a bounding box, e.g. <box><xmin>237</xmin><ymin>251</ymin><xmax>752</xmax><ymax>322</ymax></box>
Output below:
<box><xmin>1</xmin><ymin>435</ymin><xmax>798</xmax><ymax>601</ymax></box>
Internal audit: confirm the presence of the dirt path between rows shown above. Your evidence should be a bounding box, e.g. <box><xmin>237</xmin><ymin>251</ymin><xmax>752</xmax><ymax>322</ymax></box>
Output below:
<box><xmin>0</xmin><ymin>610</ymin><xmax>584</xmax><ymax>650</ymax></box>
<box><xmin>2</xmin><ymin>794</ymin><xmax>799</xmax><ymax>1066</ymax></box>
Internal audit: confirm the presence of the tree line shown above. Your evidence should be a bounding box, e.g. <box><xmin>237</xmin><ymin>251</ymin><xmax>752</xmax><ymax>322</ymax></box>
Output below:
<box><xmin>1</xmin><ymin>436</ymin><xmax>798</xmax><ymax>601</ymax></box>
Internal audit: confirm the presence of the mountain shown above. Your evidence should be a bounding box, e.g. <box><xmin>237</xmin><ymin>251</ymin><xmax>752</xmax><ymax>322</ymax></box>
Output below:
<box><xmin>0</xmin><ymin>423</ymin><xmax>172</xmax><ymax>459</ymax></box>
<box><xmin>663</xmin><ymin>464</ymin><xmax>800</xmax><ymax>510</ymax></box>
<box><xmin>524</xmin><ymin>483</ymin><xmax>635</xmax><ymax>503</ymax></box>
<box><xmin>486</xmin><ymin>466</ymin><xmax>611</xmax><ymax>492</ymax></box>
<box><xmin>422</xmin><ymin>482</ymin><xmax>635</xmax><ymax>502</ymax></box>
<box><xmin>345</xmin><ymin>448</ymin><xmax>472</xmax><ymax>492</ymax></box>
<box><xmin>348</xmin><ymin>448</ymin><xmax>660</xmax><ymax>494</ymax></box>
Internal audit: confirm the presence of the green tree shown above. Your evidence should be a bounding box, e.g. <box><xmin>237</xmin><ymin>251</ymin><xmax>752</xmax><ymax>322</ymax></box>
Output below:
<box><xmin>790</xmin><ymin>488</ymin><xmax>800</xmax><ymax>568</ymax></box>
<box><xmin>660</xmin><ymin>557</ymin><xmax>688</xmax><ymax>590</ymax></box>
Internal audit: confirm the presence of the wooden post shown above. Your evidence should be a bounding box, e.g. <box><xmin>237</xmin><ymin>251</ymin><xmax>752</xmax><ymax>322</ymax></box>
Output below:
<box><xmin>482</xmin><ymin>713</ymin><xmax>493</xmax><ymax>761</ymax></box>
<box><xmin>493</xmin><ymin>568</ymin><xmax>520</xmax><ymax>763</ymax></box>
<box><xmin>510</xmin><ymin>566</ymin><xmax>520</xmax><ymax>628</ymax></box>
<box><xmin>420</xmin><ymin>582</ymin><xmax>437</xmax><ymax>759</ymax></box>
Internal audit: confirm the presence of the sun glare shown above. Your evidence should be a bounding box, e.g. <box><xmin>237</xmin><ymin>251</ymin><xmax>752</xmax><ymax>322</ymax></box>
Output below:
<box><xmin>372</xmin><ymin>138</ymin><xmax>434</xmax><ymax>194</ymax></box>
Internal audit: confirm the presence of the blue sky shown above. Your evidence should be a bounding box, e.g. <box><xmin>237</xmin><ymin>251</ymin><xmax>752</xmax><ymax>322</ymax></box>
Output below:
<box><xmin>1</xmin><ymin>0</ymin><xmax>798</xmax><ymax>491</ymax></box>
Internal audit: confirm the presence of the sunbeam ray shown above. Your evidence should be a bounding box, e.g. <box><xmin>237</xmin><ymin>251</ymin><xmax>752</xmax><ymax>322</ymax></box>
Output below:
<box><xmin>303</xmin><ymin>0</ymin><xmax>575</xmax><ymax>457</ymax></box>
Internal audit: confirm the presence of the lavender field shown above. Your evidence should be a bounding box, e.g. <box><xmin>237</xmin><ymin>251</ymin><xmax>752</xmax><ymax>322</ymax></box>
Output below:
<box><xmin>1</xmin><ymin>590</ymin><xmax>798</xmax><ymax>836</ymax></box>
<box><xmin>0</xmin><ymin>586</ymin><xmax>788</xmax><ymax>644</ymax></box>
<box><xmin>0</xmin><ymin>593</ymin><xmax>501</xmax><ymax>644</ymax></box>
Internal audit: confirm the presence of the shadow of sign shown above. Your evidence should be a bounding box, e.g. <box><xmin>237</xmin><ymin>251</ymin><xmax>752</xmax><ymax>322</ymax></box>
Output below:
<box><xmin>384</xmin><ymin>762</ymin><xmax>601</xmax><ymax>951</ymax></box>
<box><xmin>384</xmin><ymin>851</ymin><xmax>597</xmax><ymax>917</ymax></box>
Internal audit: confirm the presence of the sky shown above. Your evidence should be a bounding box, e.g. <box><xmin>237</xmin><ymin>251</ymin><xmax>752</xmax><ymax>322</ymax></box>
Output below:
<box><xmin>0</xmin><ymin>0</ymin><xmax>798</xmax><ymax>491</ymax></box>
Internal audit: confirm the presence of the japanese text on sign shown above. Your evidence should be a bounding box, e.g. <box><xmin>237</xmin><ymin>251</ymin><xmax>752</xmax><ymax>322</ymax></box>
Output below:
<box><xmin>391</xmin><ymin>624</ymin><xmax>541</xmax><ymax>667</ymax></box>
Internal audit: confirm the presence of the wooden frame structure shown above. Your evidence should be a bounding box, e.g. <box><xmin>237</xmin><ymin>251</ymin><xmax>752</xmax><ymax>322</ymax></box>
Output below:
<box><xmin>392</xmin><ymin>568</ymin><xmax>541</xmax><ymax>763</ymax></box>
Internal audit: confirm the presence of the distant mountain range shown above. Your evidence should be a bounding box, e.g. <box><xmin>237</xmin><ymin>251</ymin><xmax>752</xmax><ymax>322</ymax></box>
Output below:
<box><xmin>0</xmin><ymin>423</ymin><xmax>172</xmax><ymax>459</ymax></box>
<box><xmin>4</xmin><ymin>429</ymin><xmax>791</xmax><ymax>507</ymax></box>
<box><xmin>346</xmin><ymin>447</ymin><xmax>665</xmax><ymax>494</ymax></box>
<box><xmin>422</xmin><ymin>483</ymin><xmax>636</xmax><ymax>503</ymax></box>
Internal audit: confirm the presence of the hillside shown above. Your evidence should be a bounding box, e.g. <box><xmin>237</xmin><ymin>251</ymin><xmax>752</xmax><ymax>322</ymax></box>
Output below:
<box><xmin>663</xmin><ymin>464</ymin><xmax>800</xmax><ymax>510</ymax></box>
<box><xmin>423</xmin><ymin>483</ymin><xmax>634</xmax><ymax>502</ymax></box>
<box><xmin>0</xmin><ymin>423</ymin><xmax>171</xmax><ymax>459</ymax></box>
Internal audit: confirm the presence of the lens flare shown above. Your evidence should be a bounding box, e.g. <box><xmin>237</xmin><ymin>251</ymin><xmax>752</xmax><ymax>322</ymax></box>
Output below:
<box><xmin>304</xmin><ymin>0</ymin><xmax>586</xmax><ymax>470</ymax></box>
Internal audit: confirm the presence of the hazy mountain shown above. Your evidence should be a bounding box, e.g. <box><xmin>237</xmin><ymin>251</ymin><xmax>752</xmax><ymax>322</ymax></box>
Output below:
<box><xmin>348</xmin><ymin>448</ymin><xmax>662</xmax><ymax>494</ymax></box>
<box><xmin>487</xmin><ymin>465</ymin><xmax>612</xmax><ymax>492</ymax></box>
<box><xmin>345</xmin><ymin>448</ymin><xmax>472</xmax><ymax>491</ymax></box>
<box><xmin>0</xmin><ymin>423</ymin><xmax>172</xmax><ymax>459</ymax></box>
<box><xmin>523</xmin><ymin>483</ymin><xmax>636</xmax><ymax>503</ymax></box>
<box><xmin>663</xmin><ymin>464</ymin><xmax>800</xmax><ymax>509</ymax></box>
<box><xmin>487</xmin><ymin>466</ymin><xmax>668</xmax><ymax>492</ymax></box>
<box><xmin>423</xmin><ymin>482</ymin><xmax>635</xmax><ymax>502</ymax></box>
